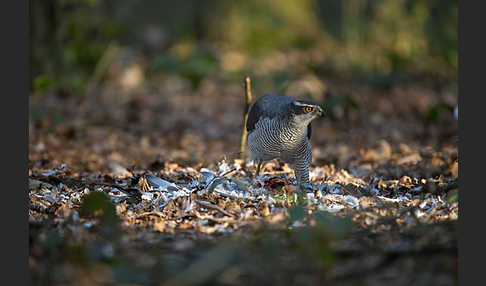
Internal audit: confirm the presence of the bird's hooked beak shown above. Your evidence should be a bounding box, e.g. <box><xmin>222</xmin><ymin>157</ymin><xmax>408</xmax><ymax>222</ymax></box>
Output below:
<box><xmin>316</xmin><ymin>105</ymin><xmax>325</xmax><ymax>117</ymax></box>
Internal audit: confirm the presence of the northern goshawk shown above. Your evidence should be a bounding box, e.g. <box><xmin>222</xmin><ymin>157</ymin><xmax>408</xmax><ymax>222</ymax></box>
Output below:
<box><xmin>246</xmin><ymin>93</ymin><xmax>324</xmax><ymax>192</ymax></box>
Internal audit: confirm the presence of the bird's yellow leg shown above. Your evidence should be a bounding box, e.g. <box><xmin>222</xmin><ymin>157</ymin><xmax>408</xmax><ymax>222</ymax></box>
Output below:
<box><xmin>250</xmin><ymin>162</ymin><xmax>263</xmax><ymax>186</ymax></box>
<box><xmin>255</xmin><ymin>162</ymin><xmax>262</xmax><ymax>178</ymax></box>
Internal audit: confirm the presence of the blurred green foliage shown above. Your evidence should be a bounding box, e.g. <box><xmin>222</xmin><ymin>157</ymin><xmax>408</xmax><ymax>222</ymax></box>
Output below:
<box><xmin>79</xmin><ymin>191</ymin><xmax>118</xmax><ymax>227</ymax></box>
<box><xmin>30</xmin><ymin>0</ymin><xmax>457</xmax><ymax>95</ymax></box>
<box><xmin>149</xmin><ymin>45</ymin><xmax>220</xmax><ymax>89</ymax></box>
<box><xmin>205</xmin><ymin>0</ymin><xmax>322</xmax><ymax>53</ymax></box>
<box><xmin>447</xmin><ymin>189</ymin><xmax>458</xmax><ymax>203</ymax></box>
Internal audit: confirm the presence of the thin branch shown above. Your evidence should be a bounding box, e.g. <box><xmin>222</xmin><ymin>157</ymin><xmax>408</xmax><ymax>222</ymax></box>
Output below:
<box><xmin>194</xmin><ymin>199</ymin><xmax>234</xmax><ymax>217</ymax></box>
<box><xmin>136</xmin><ymin>211</ymin><xmax>165</xmax><ymax>219</ymax></box>
<box><xmin>240</xmin><ymin>76</ymin><xmax>252</xmax><ymax>160</ymax></box>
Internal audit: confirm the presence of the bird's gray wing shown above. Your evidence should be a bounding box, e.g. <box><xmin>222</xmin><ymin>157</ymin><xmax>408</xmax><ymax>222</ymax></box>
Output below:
<box><xmin>246</xmin><ymin>94</ymin><xmax>292</xmax><ymax>133</ymax></box>
<box><xmin>246</xmin><ymin>101</ymin><xmax>263</xmax><ymax>133</ymax></box>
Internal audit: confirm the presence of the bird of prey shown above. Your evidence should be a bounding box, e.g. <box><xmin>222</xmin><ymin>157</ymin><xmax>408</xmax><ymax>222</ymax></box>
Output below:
<box><xmin>246</xmin><ymin>93</ymin><xmax>324</xmax><ymax>192</ymax></box>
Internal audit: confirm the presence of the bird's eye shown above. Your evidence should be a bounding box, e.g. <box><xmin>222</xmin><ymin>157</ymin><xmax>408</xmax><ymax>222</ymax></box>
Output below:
<box><xmin>304</xmin><ymin>106</ymin><xmax>314</xmax><ymax>113</ymax></box>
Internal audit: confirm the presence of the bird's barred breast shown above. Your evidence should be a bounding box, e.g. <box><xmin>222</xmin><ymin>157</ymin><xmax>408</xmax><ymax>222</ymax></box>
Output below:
<box><xmin>247</xmin><ymin>118</ymin><xmax>282</xmax><ymax>161</ymax></box>
<box><xmin>247</xmin><ymin>117</ymin><xmax>309</xmax><ymax>163</ymax></box>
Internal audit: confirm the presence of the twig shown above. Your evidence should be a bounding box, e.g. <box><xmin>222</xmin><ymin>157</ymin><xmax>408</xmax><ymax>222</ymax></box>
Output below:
<box><xmin>220</xmin><ymin>168</ymin><xmax>237</xmax><ymax>177</ymax></box>
<box><xmin>136</xmin><ymin>211</ymin><xmax>165</xmax><ymax>219</ymax></box>
<box><xmin>195</xmin><ymin>199</ymin><xmax>234</xmax><ymax>217</ymax></box>
<box><xmin>240</xmin><ymin>76</ymin><xmax>252</xmax><ymax>160</ymax></box>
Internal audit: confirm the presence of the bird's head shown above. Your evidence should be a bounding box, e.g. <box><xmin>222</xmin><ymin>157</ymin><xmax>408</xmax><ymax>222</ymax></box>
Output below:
<box><xmin>288</xmin><ymin>100</ymin><xmax>324</xmax><ymax>126</ymax></box>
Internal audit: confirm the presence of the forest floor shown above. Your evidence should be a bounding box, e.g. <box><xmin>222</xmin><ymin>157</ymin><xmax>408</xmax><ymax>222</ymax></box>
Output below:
<box><xmin>29</xmin><ymin>71</ymin><xmax>458</xmax><ymax>285</ymax></box>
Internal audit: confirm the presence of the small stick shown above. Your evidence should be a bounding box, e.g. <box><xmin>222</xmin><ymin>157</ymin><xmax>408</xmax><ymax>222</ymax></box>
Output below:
<box><xmin>220</xmin><ymin>168</ymin><xmax>237</xmax><ymax>177</ymax></box>
<box><xmin>240</xmin><ymin>76</ymin><xmax>252</xmax><ymax>160</ymax></box>
<box><xmin>195</xmin><ymin>199</ymin><xmax>234</xmax><ymax>217</ymax></box>
<box><xmin>136</xmin><ymin>211</ymin><xmax>165</xmax><ymax>219</ymax></box>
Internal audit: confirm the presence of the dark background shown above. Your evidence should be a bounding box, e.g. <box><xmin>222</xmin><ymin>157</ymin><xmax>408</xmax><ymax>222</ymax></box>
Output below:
<box><xmin>29</xmin><ymin>0</ymin><xmax>458</xmax><ymax>170</ymax></box>
<box><xmin>30</xmin><ymin>0</ymin><xmax>456</xmax><ymax>94</ymax></box>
